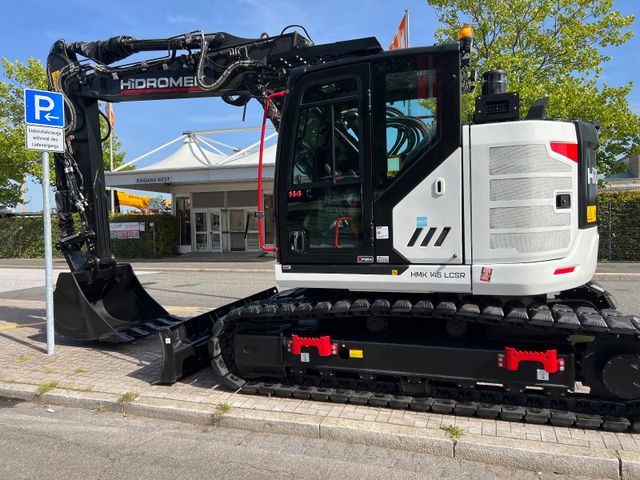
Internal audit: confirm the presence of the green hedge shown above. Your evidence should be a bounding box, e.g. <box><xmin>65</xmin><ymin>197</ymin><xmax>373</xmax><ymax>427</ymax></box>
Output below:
<box><xmin>598</xmin><ymin>190</ymin><xmax>640</xmax><ymax>261</ymax></box>
<box><xmin>110</xmin><ymin>213</ymin><xmax>179</xmax><ymax>258</ymax></box>
<box><xmin>0</xmin><ymin>216</ymin><xmax>63</xmax><ymax>258</ymax></box>
<box><xmin>0</xmin><ymin>213</ymin><xmax>179</xmax><ymax>259</ymax></box>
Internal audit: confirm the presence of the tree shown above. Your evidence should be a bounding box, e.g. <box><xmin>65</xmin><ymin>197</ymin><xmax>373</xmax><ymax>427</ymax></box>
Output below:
<box><xmin>0</xmin><ymin>57</ymin><xmax>127</xmax><ymax>207</ymax></box>
<box><xmin>427</xmin><ymin>0</ymin><xmax>639</xmax><ymax>176</ymax></box>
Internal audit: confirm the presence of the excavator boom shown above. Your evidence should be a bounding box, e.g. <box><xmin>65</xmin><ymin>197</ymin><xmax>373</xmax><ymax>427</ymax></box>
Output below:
<box><xmin>47</xmin><ymin>27</ymin><xmax>381</xmax><ymax>341</ymax></box>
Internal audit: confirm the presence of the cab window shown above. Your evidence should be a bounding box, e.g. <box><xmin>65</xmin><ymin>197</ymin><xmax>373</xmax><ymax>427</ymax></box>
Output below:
<box><xmin>290</xmin><ymin>78</ymin><xmax>361</xmax><ymax>186</ymax></box>
<box><xmin>373</xmin><ymin>55</ymin><xmax>441</xmax><ymax>189</ymax></box>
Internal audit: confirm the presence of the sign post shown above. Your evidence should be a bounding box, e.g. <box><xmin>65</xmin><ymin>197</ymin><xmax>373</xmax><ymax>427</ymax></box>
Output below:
<box><xmin>24</xmin><ymin>88</ymin><xmax>65</xmax><ymax>356</ymax></box>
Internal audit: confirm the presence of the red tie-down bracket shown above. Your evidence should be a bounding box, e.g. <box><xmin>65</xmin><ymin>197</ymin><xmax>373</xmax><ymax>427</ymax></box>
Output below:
<box><xmin>498</xmin><ymin>347</ymin><xmax>565</xmax><ymax>374</ymax></box>
<box><xmin>288</xmin><ymin>335</ymin><xmax>338</xmax><ymax>357</ymax></box>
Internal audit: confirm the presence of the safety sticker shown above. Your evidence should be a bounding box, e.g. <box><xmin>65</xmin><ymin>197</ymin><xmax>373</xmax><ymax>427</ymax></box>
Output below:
<box><xmin>376</xmin><ymin>225</ymin><xmax>389</xmax><ymax>239</ymax></box>
<box><xmin>357</xmin><ymin>255</ymin><xmax>374</xmax><ymax>264</ymax></box>
<box><xmin>536</xmin><ymin>369</ymin><xmax>549</xmax><ymax>381</ymax></box>
<box><xmin>376</xmin><ymin>255</ymin><xmax>389</xmax><ymax>263</ymax></box>
<box><xmin>391</xmin><ymin>269</ymin><xmax>399</xmax><ymax>276</ymax></box>
<box><xmin>480</xmin><ymin>267</ymin><xmax>493</xmax><ymax>283</ymax></box>
<box><xmin>416</xmin><ymin>216</ymin><xmax>428</xmax><ymax>228</ymax></box>
<box><xmin>300</xmin><ymin>352</ymin><xmax>310</xmax><ymax>363</ymax></box>
<box><xmin>587</xmin><ymin>205</ymin><xmax>597</xmax><ymax>223</ymax></box>
<box><xmin>349</xmin><ymin>349</ymin><xmax>364</xmax><ymax>359</ymax></box>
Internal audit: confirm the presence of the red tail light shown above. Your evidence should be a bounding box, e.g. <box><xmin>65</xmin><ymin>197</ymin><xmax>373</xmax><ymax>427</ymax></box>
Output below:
<box><xmin>550</xmin><ymin>142</ymin><xmax>578</xmax><ymax>162</ymax></box>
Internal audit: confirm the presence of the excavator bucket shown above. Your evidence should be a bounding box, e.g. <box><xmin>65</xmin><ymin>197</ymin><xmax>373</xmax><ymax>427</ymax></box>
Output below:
<box><xmin>54</xmin><ymin>263</ymin><xmax>179</xmax><ymax>343</ymax></box>
<box><xmin>158</xmin><ymin>287</ymin><xmax>278</xmax><ymax>384</ymax></box>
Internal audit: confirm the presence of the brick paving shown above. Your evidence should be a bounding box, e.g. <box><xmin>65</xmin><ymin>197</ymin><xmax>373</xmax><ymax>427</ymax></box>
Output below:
<box><xmin>2</xmin><ymin>298</ymin><xmax>640</xmax><ymax>454</ymax></box>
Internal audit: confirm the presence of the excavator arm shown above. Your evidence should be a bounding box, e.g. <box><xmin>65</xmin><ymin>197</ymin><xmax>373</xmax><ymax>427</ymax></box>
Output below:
<box><xmin>46</xmin><ymin>27</ymin><xmax>382</xmax><ymax>342</ymax></box>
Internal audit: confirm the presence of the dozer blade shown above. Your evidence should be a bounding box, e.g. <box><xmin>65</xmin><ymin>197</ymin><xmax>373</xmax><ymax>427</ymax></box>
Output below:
<box><xmin>157</xmin><ymin>287</ymin><xmax>278</xmax><ymax>384</ymax></box>
<box><xmin>54</xmin><ymin>263</ymin><xmax>179</xmax><ymax>343</ymax></box>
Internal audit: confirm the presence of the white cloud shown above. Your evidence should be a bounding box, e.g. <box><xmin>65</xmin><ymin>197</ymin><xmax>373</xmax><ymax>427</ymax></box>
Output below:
<box><xmin>166</xmin><ymin>14</ymin><xmax>199</xmax><ymax>24</ymax></box>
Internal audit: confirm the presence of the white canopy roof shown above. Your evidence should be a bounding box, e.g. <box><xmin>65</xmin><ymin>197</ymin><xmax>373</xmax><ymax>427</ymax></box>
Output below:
<box><xmin>105</xmin><ymin>130</ymin><xmax>277</xmax><ymax>193</ymax></box>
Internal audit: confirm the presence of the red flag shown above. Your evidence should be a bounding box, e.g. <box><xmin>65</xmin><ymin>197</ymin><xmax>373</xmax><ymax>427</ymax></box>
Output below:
<box><xmin>389</xmin><ymin>11</ymin><xmax>409</xmax><ymax>50</ymax></box>
<box><xmin>105</xmin><ymin>102</ymin><xmax>115</xmax><ymax>128</ymax></box>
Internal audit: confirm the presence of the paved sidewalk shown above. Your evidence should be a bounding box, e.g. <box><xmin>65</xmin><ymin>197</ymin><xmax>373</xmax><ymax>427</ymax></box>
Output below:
<box><xmin>1</xmin><ymin>299</ymin><xmax>640</xmax><ymax>478</ymax></box>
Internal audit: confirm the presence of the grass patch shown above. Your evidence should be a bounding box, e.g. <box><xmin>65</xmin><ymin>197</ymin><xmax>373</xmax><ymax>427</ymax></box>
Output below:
<box><xmin>35</xmin><ymin>380</ymin><xmax>59</xmax><ymax>396</ymax></box>
<box><xmin>116</xmin><ymin>391</ymin><xmax>139</xmax><ymax>405</ymax></box>
<box><xmin>210</xmin><ymin>402</ymin><xmax>232</xmax><ymax>425</ymax></box>
<box><xmin>17</xmin><ymin>354</ymin><xmax>32</xmax><ymax>363</ymax></box>
<box><xmin>59</xmin><ymin>384</ymin><xmax>93</xmax><ymax>393</ymax></box>
<box><xmin>73</xmin><ymin>367</ymin><xmax>86</xmax><ymax>374</ymax></box>
<box><xmin>440</xmin><ymin>424</ymin><xmax>465</xmax><ymax>440</ymax></box>
<box><xmin>94</xmin><ymin>404</ymin><xmax>108</xmax><ymax>414</ymax></box>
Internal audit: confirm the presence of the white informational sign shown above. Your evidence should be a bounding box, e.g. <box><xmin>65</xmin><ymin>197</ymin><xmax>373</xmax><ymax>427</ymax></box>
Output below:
<box><xmin>110</xmin><ymin>222</ymin><xmax>142</xmax><ymax>239</ymax></box>
<box><xmin>25</xmin><ymin>125</ymin><xmax>65</xmax><ymax>152</ymax></box>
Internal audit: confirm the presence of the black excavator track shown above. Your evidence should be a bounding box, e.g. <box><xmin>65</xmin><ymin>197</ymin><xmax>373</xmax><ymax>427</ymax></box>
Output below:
<box><xmin>163</xmin><ymin>283</ymin><xmax>640</xmax><ymax>433</ymax></box>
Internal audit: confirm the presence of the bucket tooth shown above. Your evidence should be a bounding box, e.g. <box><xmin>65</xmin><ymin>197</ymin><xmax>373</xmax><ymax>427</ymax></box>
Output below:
<box><xmin>129</xmin><ymin>327</ymin><xmax>151</xmax><ymax>336</ymax></box>
<box><xmin>143</xmin><ymin>322</ymin><xmax>164</xmax><ymax>331</ymax></box>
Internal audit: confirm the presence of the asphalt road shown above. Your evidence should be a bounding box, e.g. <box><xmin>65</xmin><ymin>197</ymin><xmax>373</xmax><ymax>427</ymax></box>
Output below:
<box><xmin>1</xmin><ymin>266</ymin><xmax>639</xmax><ymax>315</ymax></box>
<box><xmin>0</xmin><ymin>400</ymin><xmax>585</xmax><ymax>480</ymax></box>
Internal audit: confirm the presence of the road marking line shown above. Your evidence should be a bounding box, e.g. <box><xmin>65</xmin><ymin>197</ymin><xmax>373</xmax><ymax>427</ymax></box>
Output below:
<box><xmin>0</xmin><ymin>321</ymin><xmax>46</xmax><ymax>330</ymax></box>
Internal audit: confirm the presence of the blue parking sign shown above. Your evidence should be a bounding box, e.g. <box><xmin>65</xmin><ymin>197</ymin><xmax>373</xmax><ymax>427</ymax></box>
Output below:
<box><xmin>24</xmin><ymin>89</ymin><xmax>64</xmax><ymax>128</ymax></box>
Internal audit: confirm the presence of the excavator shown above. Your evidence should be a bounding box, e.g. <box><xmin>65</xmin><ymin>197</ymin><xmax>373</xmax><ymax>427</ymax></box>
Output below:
<box><xmin>47</xmin><ymin>24</ymin><xmax>640</xmax><ymax>432</ymax></box>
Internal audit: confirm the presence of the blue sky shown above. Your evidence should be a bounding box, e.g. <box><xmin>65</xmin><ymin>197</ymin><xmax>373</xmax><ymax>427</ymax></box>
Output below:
<box><xmin>1</xmin><ymin>0</ymin><xmax>638</xmax><ymax>209</ymax></box>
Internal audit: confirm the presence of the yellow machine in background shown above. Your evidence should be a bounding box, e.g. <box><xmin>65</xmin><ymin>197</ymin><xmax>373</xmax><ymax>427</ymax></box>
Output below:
<box><xmin>110</xmin><ymin>189</ymin><xmax>171</xmax><ymax>213</ymax></box>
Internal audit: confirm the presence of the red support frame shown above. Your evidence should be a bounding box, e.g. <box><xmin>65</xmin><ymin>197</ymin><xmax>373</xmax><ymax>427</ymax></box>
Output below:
<box><xmin>257</xmin><ymin>90</ymin><xmax>288</xmax><ymax>252</ymax></box>
<box><xmin>499</xmin><ymin>347</ymin><xmax>564</xmax><ymax>374</ymax></box>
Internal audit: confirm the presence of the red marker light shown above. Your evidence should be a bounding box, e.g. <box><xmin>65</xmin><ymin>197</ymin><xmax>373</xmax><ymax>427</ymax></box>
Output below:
<box><xmin>554</xmin><ymin>266</ymin><xmax>575</xmax><ymax>275</ymax></box>
<box><xmin>550</xmin><ymin>143</ymin><xmax>578</xmax><ymax>162</ymax></box>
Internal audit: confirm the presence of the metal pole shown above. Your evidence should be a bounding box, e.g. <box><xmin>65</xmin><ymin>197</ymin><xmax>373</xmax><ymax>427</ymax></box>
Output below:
<box><xmin>42</xmin><ymin>151</ymin><xmax>54</xmax><ymax>355</ymax></box>
<box><xmin>405</xmin><ymin>9</ymin><xmax>410</xmax><ymax>48</ymax></box>
<box><xmin>110</xmin><ymin>130</ymin><xmax>115</xmax><ymax>213</ymax></box>
<box><xmin>608</xmin><ymin>201</ymin><xmax>613</xmax><ymax>261</ymax></box>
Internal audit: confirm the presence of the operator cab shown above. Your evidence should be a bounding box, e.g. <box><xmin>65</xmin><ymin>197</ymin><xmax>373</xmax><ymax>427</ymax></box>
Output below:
<box><xmin>275</xmin><ymin>45</ymin><xmax>462</xmax><ymax>270</ymax></box>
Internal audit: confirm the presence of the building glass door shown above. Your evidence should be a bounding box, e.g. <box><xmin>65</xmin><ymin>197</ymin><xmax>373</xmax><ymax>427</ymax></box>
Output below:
<box><xmin>209</xmin><ymin>210</ymin><xmax>222</xmax><ymax>252</ymax></box>
<box><xmin>193</xmin><ymin>210</ymin><xmax>209</xmax><ymax>252</ymax></box>
<box><xmin>192</xmin><ymin>209</ymin><xmax>222</xmax><ymax>252</ymax></box>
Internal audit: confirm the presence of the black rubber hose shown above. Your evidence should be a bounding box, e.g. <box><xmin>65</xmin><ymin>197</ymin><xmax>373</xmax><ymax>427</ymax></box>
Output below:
<box><xmin>98</xmin><ymin>107</ymin><xmax>111</xmax><ymax>142</ymax></box>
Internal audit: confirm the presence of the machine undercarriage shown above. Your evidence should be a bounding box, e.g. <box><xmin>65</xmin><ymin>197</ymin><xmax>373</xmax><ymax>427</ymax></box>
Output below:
<box><xmin>157</xmin><ymin>283</ymin><xmax>640</xmax><ymax>432</ymax></box>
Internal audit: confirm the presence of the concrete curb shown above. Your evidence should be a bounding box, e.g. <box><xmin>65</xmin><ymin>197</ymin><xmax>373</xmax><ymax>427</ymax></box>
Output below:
<box><xmin>1</xmin><ymin>380</ymin><xmax>638</xmax><ymax>479</ymax></box>
<box><xmin>456</xmin><ymin>434</ymin><xmax>620</xmax><ymax>479</ymax></box>
<box><xmin>0</xmin><ymin>264</ymin><xmax>273</xmax><ymax>274</ymax></box>
<box><xmin>593</xmin><ymin>273</ymin><xmax>640</xmax><ymax>282</ymax></box>
<box><xmin>132</xmin><ymin>267</ymin><xmax>273</xmax><ymax>274</ymax></box>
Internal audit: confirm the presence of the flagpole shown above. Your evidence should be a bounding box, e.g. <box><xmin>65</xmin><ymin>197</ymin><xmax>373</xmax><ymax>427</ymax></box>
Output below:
<box><xmin>405</xmin><ymin>9</ymin><xmax>410</xmax><ymax>48</ymax></box>
<box><xmin>110</xmin><ymin>128</ymin><xmax>114</xmax><ymax>214</ymax></box>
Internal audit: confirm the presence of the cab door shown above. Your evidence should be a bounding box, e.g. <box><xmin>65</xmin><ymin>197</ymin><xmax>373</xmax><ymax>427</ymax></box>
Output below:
<box><xmin>277</xmin><ymin>63</ymin><xmax>373</xmax><ymax>265</ymax></box>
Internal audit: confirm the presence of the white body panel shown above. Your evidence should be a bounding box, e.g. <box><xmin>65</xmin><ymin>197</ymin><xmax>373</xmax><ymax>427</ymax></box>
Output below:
<box><xmin>471</xmin><ymin>229</ymin><xmax>598</xmax><ymax>296</ymax></box>
<box><xmin>276</xmin><ymin>265</ymin><xmax>471</xmax><ymax>293</ymax></box>
<box><xmin>277</xmin><ymin>120</ymin><xmax>598</xmax><ymax>297</ymax></box>
<box><xmin>470</xmin><ymin>121</ymin><xmax>578</xmax><ymax>264</ymax></box>
<box><xmin>392</xmin><ymin>149</ymin><xmax>463</xmax><ymax>264</ymax></box>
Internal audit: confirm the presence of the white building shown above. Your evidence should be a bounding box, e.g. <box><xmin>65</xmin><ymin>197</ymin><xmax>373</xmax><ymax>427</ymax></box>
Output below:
<box><xmin>105</xmin><ymin>128</ymin><xmax>276</xmax><ymax>254</ymax></box>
